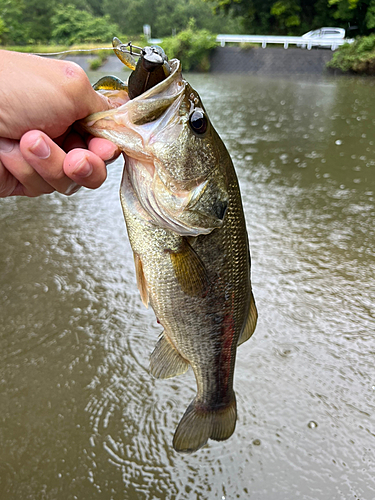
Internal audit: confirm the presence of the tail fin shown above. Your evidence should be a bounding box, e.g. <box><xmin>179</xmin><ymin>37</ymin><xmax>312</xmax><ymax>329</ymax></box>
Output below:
<box><xmin>173</xmin><ymin>396</ymin><xmax>237</xmax><ymax>453</ymax></box>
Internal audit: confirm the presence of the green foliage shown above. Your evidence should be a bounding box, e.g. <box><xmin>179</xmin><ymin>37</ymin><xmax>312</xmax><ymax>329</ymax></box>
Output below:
<box><xmin>101</xmin><ymin>0</ymin><xmax>244</xmax><ymax>39</ymax></box>
<box><xmin>328</xmin><ymin>0</ymin><xmax>359</xmax><ymax>20</ymax></box>
<box><xmin>0</xmin><ymin>0</ymin><xmax>374</xmax><ymax>51</ymax></box>
<box><xmin>0</xmin><ymin>0</ymin><xmax>119</xmax><ymax>44</ymax></box>
<box><xmin>51</xmin><ymin>4</ymin><xmax>119</xmax><ymax>45</ymax></box>
<box><xmin>102</xmin><ymin>0</ymin><xmax>151</xmax><ymax>38</ymax></box>
<box><xmin>365</xmin><ymin>0</ymin><xmax>375</xmax><ymax>29</ymax></box>
<box><xmin>160</xmin><ymin>20</ymin><xmax>217</xmax><ymax>71</ymax></box>
<box><xmin>319</xmin><ymin>0</ymin><xmax>375</xmax><ymax>34</ymax></box>
<box><xmin>0</xmin><ymin>0</ymin><xmax>30</xmax><ymax>44</ymax></box>
<box><xmin>239</xmin><ymin>41</ymin><xmax>259</xmax><ymax>50</ymax></box>
<box><xmin>152</xmin><ymin>0</ymin><xmax>244</xmax><ymax>37</ymax></box>
<box><xmin>206</xmin><ymin>0</ymin><xmax>375</xmax><ymax>35</ymax></box>
<box><xmin>327</xmin><ymin>35</ymin><xmax>375</xmax><ymax>74</ymax></box>
<box><xmin>270</xmin><ymin>1</ymin><xmax>301</xmax><ymax>31</ymax></box>
<box><xmin>89</xmin><ymin>50</ymin><xmax>108</xmax><ymax>69</ymax></box>
<box><xmin>0</xmin><ymin>16</ymin><xmax>5</xmax><ymax>41</ymax></box>
<box><xmin>89</xmin><ymin>57</ymin><xmax>104</xmax><ymax>70</ymax></box>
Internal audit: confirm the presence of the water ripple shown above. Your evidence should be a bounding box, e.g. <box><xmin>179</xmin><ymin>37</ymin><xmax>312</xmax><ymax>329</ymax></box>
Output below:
<box><xmin>1</xmin><ymin>75</ymin><xmax>375</xmax><ymax>499</ymax></box>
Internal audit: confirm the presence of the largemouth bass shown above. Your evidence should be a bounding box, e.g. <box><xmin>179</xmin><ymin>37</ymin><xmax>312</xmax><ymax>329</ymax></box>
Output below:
<box><xmin>82</xmin><ymin>51</ymin><xmax>258</xmax><ymax>453</ymax></box>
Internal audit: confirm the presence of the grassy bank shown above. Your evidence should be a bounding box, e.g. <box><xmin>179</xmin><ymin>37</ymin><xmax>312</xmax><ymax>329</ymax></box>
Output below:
<box><xmin>1</xmin><ymin>43</ymin><xmax>110</xmax><ymax>54</ymax></box>
<box><xmin>1</xmin><ymin>41</ymin><xmax>143</xmax><ymax>70</ymax></box>
<box><xmin>1</xmin><ymin>40</ymin><xmax>143</xmax><ymax>54</ymax></box>
<box><xmin>327</xmin><ymin>35</ymin><xmax>375</xmax><ymax>75</ymax></box>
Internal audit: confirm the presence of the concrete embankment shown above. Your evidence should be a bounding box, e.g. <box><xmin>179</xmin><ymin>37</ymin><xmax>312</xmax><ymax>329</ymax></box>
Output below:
<box><xmin>209</xmin><ymin>46</ymin><xmax>333</xmax><ymax>75</ymax></box>
<box><xmin>66</xmin><ymin>46</ymin><xmax>334</xmax><ymax>76</ymax></box>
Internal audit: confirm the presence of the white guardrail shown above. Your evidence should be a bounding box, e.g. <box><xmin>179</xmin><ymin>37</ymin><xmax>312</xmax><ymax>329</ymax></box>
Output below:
<box><xmin>216</xmin><ymin>34</ymin><xmax>354</xmax><ymax>50</ymax></box>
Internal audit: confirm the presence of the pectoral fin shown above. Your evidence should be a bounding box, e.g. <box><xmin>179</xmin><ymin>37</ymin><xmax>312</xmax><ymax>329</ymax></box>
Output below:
<box><xmin>133</xmin><ymin>252</ymin><xmax>149</xmax><ymax>308</ymax></box>
<box><xmin>170</xmin><ymin>239</ymin><xmax>209</xmax><ymax>297</ymax></box>
<box><xmin>238</xmin><ymin>291</ymin><xmax>258</xmax><ymax>346</ymax></box>
<box><xmin>150</xmin><ymin>332</ymin><xmax>189</xmax><ymax>379</ymax></box>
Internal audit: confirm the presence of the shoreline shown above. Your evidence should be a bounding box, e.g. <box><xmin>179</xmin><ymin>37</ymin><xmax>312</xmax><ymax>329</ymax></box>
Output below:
<box><xmin>63</xmin><ymin>46</ymin><xmax>335</xmax><ymax>76</ymax></box>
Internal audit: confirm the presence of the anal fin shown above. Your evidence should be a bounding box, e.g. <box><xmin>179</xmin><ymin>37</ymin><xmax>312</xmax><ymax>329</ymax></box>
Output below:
<box><xmin>170</xmin><ymin>238</ymin><xmax>209</xmax><ymax>297</ymax></box>
<box><xmin>238</xmin><ymin>291</ymin><xmax>258</xmax><ymax>346</ymax></box>
<box><xmin>133</xmin><ymin>252</ymin><xmax>149</xmax><ymax>308</ymax></box>
<box><xmin>150</xmin><ymin>332</ymin><xmax>189</xmax><ymax>379</ymax></box>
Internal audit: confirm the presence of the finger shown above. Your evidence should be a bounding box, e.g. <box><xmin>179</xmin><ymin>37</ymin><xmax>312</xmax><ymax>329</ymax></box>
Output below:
<box><xmin>63</xmin><ymin>149</ymin><xmax>107</xmax><ymax>189</ymax></box>
<box><xmin>0</xmin><ymin>157</ymin><xmax>19</xmax><ymax>197</ymax></box>
<box><xmin>62</xmin><ymin>130</ymin><xmax>87</xmax><ymax>152</ymax></box>
<box><xmin>0</xmin><ymin>138</ymin><xmax>54</xmax><ymax>197</ymax></box>
<box><xmin>54</xmin><ymin>127</ymin><xmax>73</xmax><ymax>149</ymax></box>
<box><xmin>88</xmin><ymin>137</ymin><xmax>121</xmax><ymax>164</ymax></box>
<box><xmin>20</xmin><ymin>130</ymin><xmax>78</xmax><ymax>195</ymax></box>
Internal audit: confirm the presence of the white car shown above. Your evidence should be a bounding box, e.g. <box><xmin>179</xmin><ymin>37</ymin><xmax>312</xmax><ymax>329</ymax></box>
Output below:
<box><xmin>297</xmin><ymin>27</ymin><xmax>346</xmax><ymax>49</ymax></box>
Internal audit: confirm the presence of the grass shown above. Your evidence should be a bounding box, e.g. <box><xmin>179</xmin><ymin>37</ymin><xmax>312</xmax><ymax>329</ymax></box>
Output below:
<box><xmin>239</xmin><ymin>42</ymin><xmax>260</xmax><ymax>50</ymax></box>
<box><xmin>89</xmin><ymin>50</ymin><xmax>110</xmax><ymax>70</ymax></box>
<box><xmin>1</xmin><ymin>39</ymin><xmax>144</xmax><ymax>55</ymax></box>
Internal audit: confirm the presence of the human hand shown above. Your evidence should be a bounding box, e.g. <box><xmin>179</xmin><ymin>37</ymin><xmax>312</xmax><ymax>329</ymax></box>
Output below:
<box><xmin>0</xmin><ymin>50</ymin><xmax>121</xmax><ymax>197</ymax></box>
<box><xmin>0</xmin><ymin>131</ymin><xmax>121</xmax><ymax>197</ymax></box>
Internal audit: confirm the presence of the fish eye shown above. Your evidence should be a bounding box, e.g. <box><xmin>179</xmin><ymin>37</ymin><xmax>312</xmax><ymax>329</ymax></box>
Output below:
<box><xmin>189</xmin><ymin>109</ymin><xmax>207</xmax><ymax>134</ymax></box>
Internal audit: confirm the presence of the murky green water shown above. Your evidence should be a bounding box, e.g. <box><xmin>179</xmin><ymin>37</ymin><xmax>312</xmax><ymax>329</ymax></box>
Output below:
<box><xmin>1</xmin><ymin>71</ymin><xmax>375</xmax><ymax>499</ymax></box>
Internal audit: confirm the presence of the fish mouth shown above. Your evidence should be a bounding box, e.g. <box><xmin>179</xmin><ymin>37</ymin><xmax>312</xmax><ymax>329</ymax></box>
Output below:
<box><xmin>124</xmin><ymin>58</ymin><xmax>186</xmax><ymax>139</ymax></box>
<box><xmin>83</xmin><ymin>58</ymin><xmax>185</xmax><ymax>151</ymax></box>
<box><xmin>132</xmin><ymin>58</ymin><xmax>183</xmax><ymax>100</ymax></box>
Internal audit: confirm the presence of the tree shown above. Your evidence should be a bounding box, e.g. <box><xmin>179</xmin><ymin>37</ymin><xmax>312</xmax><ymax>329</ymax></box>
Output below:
<box><xmin>206</xmin><ymin>0</ymin><xmax>374</xmax><ymax>34</ymax></box>
<box><xmin>152</xmin><ymin>0</ymin><xmax>244</xmax><ymax>37</ymax></box>
<box><xmin>271</xmin><ymin>1</ymin><xmax>302</xmax><ymax>32</ymax></box>
<box><xmin>0</xmin><ymin>16</ymin><xmax>5</xmax><ymax>43</ymax></box>
<box><xmin>366</xmin><ymin>0</ymin><xmax>375</xmax><ymax>28</ymax></box>
<box><xmin>328</xmin><ymin>0</ymin><xmax>375</xmax><ymax>33</ymax></box>
<box><xmin>101</xmin><ymin>0</ymin><xmax>245</xmax><ymax>39</ymax></box>
<box><xmin>207</xmin><ymin>0</ymin><xmax>310</xmax><ymax>33</ymax></box>
<box><xmin>161</xmin><ymin>18</ymin><xmax>217</xmax><ymax>70</ymax></box>
<box><xmin>102</xmin><ymin>0</ymin><xmax>155</xmax><ymax>37</ymax></box>
<box><xmin>51</xmin><ymin>4</ymin><xmax>119</xmax><ymax>44</ymax></box>
<box><xmin>0</xmin><ymin>0</ymin><xmax>32</xmax><ymax>44</ymax></box>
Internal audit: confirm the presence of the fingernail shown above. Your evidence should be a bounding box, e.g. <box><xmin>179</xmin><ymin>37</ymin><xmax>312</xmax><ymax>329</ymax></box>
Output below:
<box><xmin>73</xmin><ymin>157</ymin><xmax>93</xmax><ymax>178</ymax></box>
<box><xmin>107</xmin><ymin>144</ymin><xmax>119</xmax><ymax>159</ymax></box>
<box><xmin>64</xmin><ymin>182</ymin><xmax>81</xmax><ymax>196</ymax></box>
<box><xmin>30</xmin><ymin>136</ymin><xmax>51</xmax><ymax>159</ymax></box>
<box><xmin>0</xmin><ymin>138</ymin><xmax>15</xmax><ymax>153</ymax></box>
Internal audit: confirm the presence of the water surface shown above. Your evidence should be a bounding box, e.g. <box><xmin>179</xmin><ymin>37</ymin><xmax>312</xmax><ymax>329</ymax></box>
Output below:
<box><xmin>1</xmin><ymin>71</ymin><xmax>375</xmax><ymax>499</ymax></box>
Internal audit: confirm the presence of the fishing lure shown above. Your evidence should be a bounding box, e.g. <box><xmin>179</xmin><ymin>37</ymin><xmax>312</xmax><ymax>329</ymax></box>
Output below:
<box><xmin>92</xmin><ymin>38</ymin><xmax>171</xmax><ymax>99</ymax></box>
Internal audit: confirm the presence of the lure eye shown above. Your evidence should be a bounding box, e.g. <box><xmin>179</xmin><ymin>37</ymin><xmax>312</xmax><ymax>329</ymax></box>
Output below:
<box><xmin>189</xmin><ymin>109</ymin><xmax>207</xmax><ymax>134</ymax></box>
